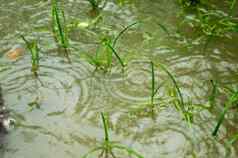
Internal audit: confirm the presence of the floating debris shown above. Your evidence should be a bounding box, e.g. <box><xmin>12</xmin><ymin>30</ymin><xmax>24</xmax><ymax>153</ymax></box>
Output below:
<box><xmin>5</xmin><ymin>44</ymin><xmax>24</xmax><ymax>60</ymax></box>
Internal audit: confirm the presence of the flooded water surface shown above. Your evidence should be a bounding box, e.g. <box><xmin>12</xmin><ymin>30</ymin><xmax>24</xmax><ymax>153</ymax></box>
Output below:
<box><xmin>0</xmin><ymin>0</ymin><xmax>238</xmax><ymax>158</ymax></box>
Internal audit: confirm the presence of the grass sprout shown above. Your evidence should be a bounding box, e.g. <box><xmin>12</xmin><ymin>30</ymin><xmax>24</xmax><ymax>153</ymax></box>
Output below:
<box><xmin>82</xmin><ymin>112</ymin><xmax>144</xmax><ymax>158</ymax></box>
<box><xmin>51</xmin><ymin>0</ymin><xmax>70</xmax><ymax>59</ymax></box>
<box><xmin>212</xmin><ymin>88</ymin><xmax>238</xmax><ymax>136</ymax></box>
<box><xmin>21</xmin><ymin>35</ymin><xmax>40</xmax><ymax>77</ymax></box>
<box><xmin>149</xmin><ymin>61</ymin><xmax>162</xmax><ymax>114</ymax></box>
<box><xmin>156</xmin><ymin>63</ymin><xmax>193</xmax><ymax>124</ymax></box>
<box><xmin>82</xmin><ymin>22</ymin><xmax>138</xmax><ymax>72</ymax></box>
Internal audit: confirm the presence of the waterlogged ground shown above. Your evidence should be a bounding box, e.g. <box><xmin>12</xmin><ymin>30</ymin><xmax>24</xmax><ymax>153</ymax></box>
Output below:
<box><xmin>0</xmin><ymin>0</ymin><xmax>238</xmax><ymax>158</ymax></box>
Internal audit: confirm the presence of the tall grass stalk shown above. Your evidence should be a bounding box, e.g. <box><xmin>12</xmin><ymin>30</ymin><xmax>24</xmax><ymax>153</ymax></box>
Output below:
<box><xmin>51</xmin><ymin>0</ymin><xmax>69</xmax><ymax>58</ymax></box>
<box><xmin>21</xmin><ymin>35</ymin><xmax>40</xmax><ymax>77</ymax></box>
<box><xmin>82</xmin><ymin>112</ymin><xmax>144</xmax><ymax>158</ymax></box>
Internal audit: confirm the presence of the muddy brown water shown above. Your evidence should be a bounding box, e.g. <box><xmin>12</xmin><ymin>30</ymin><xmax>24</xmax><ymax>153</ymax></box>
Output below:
<box><xmin>0</xmin><ymin>0</ymin><xmax>238</xmax><ymax>158</ymax></box>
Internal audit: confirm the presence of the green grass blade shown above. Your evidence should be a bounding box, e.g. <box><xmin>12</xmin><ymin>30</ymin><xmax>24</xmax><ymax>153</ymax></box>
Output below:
<box><xmin>112</xmin><ymin>22</ymin><xmax>138</xmax><ymax>47</ymax></box>
<box><xmin>20</xmin><ymin>35</ymin><xmax>32</xmax><ymax>51</ymax></box>
<box><xmin>51</xmin><ymin>0</ymin><xmax>67</xmax><ymax>48</ymax></box>
<box><xmin>157</xmin><ymin>63</ymin><xmax>184</xmax><ymax>107</ymax></box>
<box><xmin>156</xmin><ymin>63</ymin><xmax>193</xmax><ymax>123</ymax></box>
<box><xmin>20</xmin><ymin>35</ymin><xmax>39</xmax><ymax>75</ymax></box>
<box><xmin>106</xmin><ymin>43</ymin><xmax>125</xmax><ymax>68</ymax></box>
<box><xmin>157</xmin><ymin>22</ymin><xmax>170</xmax><ymax>36</ymax></box>
<box><xmin>209</xmin><ymin>80</ymin><xmax>218</xmax><ymax>108</ymax></box>
<box><xmin>212</xmin><ymin>105</ymin><xmax>229</xmax><ymax>136</ymax></box>
<box><xmin>212</xmin><ymin>90</ymin><xmax>238</xmax><ymax>136</ymax></box>
<box><xmin>101</xmin><ymin>112</ymin><xmax>109</xmax><ymax>142</ymax></box>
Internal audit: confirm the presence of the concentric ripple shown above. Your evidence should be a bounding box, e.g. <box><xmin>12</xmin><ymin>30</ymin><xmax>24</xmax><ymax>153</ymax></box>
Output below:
<box><xmin>110</xmin><ymin>107</ymin><xmax>237</xmax><ymax>158</ymax></box>
<box><xmin>0</xmin><ymin>55</ymin><xmax>95</xmax><ymax>117</ymax></box>
<box><xmin>104</xmin><ymin>60</ymin><xmax>164</xmax><ymax>104</ymax></box>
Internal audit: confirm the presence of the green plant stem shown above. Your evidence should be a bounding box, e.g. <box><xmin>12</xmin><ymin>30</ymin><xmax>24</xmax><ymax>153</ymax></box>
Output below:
<box><xmin>101</xmin><ymin>112</ymin><xmax>109</xmax><ymax>143</ymax></box>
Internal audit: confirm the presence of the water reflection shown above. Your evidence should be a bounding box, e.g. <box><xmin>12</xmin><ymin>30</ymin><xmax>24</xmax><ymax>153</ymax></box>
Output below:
<box><xmin>0</xmin><ymin>0</ymin><xmax>237</xmax><ymax>158</ymax></box>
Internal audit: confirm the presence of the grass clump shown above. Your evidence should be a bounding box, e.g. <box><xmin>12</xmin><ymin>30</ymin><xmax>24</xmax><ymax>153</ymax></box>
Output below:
<box><xmin>177</xmin><ymin>0</ymin><xmax>238</xmax><ymax>51</ymax></box>
<box><xmin>82</xmin><ymin>112</ymin><xmax>144</xmax><ymax>158</ymax></box>
<box><xmin>51</xmin><ymin>0</ymin><xmax>70</xmax><ymax>59</ymax></box>
<box><xmin>21</xmin><ymin>35</ymin><xmax>40</xmax><ymax>77</ymax></box>
<box><xmin>81</xmin><ymin>22</ymin><xmax>138</xmax><ymax>72</ymax></box>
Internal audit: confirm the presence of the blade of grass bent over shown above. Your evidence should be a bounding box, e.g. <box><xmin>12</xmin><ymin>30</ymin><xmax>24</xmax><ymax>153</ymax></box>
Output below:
<box><xmin>112</xmin><ymin>22</ymin><xmax>138</xmax><ymax>47</ymax></box>
<box><xmin>106</xmin><ymin>43</ymin><xmax>125</xmax><ymax>68</ymax></box>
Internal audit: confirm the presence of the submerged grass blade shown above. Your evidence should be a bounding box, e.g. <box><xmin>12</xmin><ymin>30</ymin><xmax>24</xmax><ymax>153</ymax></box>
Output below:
<box><xmin>157</xmin><ymin>22</ymin><xmax>170</xmax><ymax>36</ymax></box>
<box><xmin>112</xmin><ymin>22</ymin><xmax>138</xmax><ymax>47</ymax></box>
<box><xmin>151</xmin><ymin>61</ymin><xmax>155</xmax><ymax>106</ymax></box>
<box><xmin>209</xmin><ymin>80</ymin><xmax>218</xmax><ymax>108</ymax></box>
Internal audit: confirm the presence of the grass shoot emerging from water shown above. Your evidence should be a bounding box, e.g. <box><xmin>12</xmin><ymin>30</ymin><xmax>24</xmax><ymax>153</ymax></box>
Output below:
<box><xmin>83</xmin><ymin>22</ymin><xmax>138</xmax><ymax>72</ymax></box>
<box><xmin>150</xmin><ymin>61</ymin><xmax>161</xmax><ymax>114</ymax></box>
<box><xmin>51</xmin><ymin>0</ymin><xmax>70</xmax><ymax>59</ymax></box>
<box><xmin>82</xmin><ymin>112</ymin><xmax>144</xmax><ymax>158</ymax></box>
<box><xmin>21</xmin><ymin>35</ymin><xmax>40</xmax><ymax>77</ymax></box>
<box><xmin>212</xmin><ymin>88</ymin><xmax>238</xmax><ymax>136</ymax></box>
<box><xmin>157</xmin><ymin>63</ymin><xmax>193</xmax><ymax>124</ymax></box>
